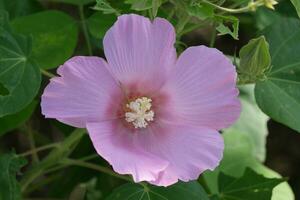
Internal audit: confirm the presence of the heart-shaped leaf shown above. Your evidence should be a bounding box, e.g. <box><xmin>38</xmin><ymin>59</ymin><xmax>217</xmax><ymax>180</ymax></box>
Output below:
<box><xmin>0</xmin><ymin>11</ymin><xmax>41</xmax><ymax>117</ymax></box>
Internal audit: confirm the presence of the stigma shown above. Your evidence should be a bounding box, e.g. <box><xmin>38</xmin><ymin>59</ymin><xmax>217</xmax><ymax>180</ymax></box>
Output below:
<box><xmin>125</xmin><ymin>97</ymin><xmax>154</xmax><ymax>129</ymax></box>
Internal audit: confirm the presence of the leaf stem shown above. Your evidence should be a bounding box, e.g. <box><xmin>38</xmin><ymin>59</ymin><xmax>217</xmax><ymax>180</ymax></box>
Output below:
<box><xmin>18</xmin><ymin>142</ymin><xmax>60</xmax><ymax>157</ymax></box>
<box><xmin>202</xmin><ymin>0</ymin><xmax>265</xmax><ymax>13</ymax></box>
<box><xmin>210</xmin><ymin>23</ymin><xmax>217</xmax><ymax>47</ymax></box>
<box><xmin>24</xmin><ymin>124</ymin><xmax>40</xmax><ymax>163</ymax></box>
<box><xmin>40</xmin><ymin>69</ymin><xmax>55</xmax><ymax>78</ymax></box>
<box><xmin>78</xmin><ymin>5</ymin><xmax>93</xmax><ymax>56</ymax></box>
<box><xmin>20</xmin><ymin>129</ymin><xmax>86</xmax><ymax>192</ymax></box>
<box><xmin>61</xmin><ymin>158</ymin><xmax>133</xmax><ymax>182</ymax></box>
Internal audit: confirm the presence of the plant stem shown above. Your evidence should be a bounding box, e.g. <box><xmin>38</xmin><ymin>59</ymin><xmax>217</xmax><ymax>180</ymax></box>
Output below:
<box><xmin>61</xmin><ymin>158</ymin><xmax>133</xmax><ymax>182</ymax></box>
<box><xmin>202</xmin><ymin>0</ymin><xmax>265</xmax><ymax>13</ymax></box>
<box><xmin>78</xmin><ymin>5</ymin><xmax>92</xmax><ymax>56</ymax></box>
<box><xmin>210</xmin><ymin>23</ymin><xmax>217</xmax><ymax>47</ymax></box>
<box><xmin>25</xmin><ymin>124</ymin><xmax>40</xmax><ymax>163</ymax></box>
<box><xmin>40</xmin><ymin>69</ymin><xmax>55</xmax><ymax>78</ymax></box>
<box><xmin>19</xmin><ymin>143</ymin><xmax>60</xmax><ymax>157</ymax></box>
<box><xmin>21</xmin><ymin>129</ymin><xmax>86</xmax><ymax>192</ymax></box>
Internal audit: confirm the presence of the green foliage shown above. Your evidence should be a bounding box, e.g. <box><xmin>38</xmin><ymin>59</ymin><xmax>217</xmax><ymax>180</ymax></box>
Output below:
<box><xmin>211</xmin><ymin>168</ymin><xmax>283</xmax><ymax>200</ymax></box>
<box><xmin>238</xmin><ymin>36</ymin><xmax>271</xmax><ymax>84</ymax></box>
<box><xmin>87</xmin><ymin>12</ymin><xmax>116</xmax><ymax>40</ymax></box>
<box><xmin>255</xmin><ymin>17</ymin><xmax>300</xmax><ymax>133</ymax></box>
<box><xmin>125</xmin><ymin>0</ymin><xmax>152</xmax><ymax>11</ymax></box>
<box><xmin>0</xmin><ymin>11</ymin><xmax>41</xmax><ymax>117</ymax></box>
<box><xmin>0</xmin><ymin>153</ymin><xmax>27</xmax><ymax>200</ymax></box>
<box><xmin>226</xmin><ymin>85</ymin><xmax>269</xmax><ymax>161</ymax></box>
<box><xmin>0</xmin><ymin>0</ymin><xmax>42</xmax><ymax>20</ymax></box>
<box><xmin>106</xmin><ymin>182</ymin><xmax>209</xmax><ymax>200</ymax></box>
<box><xmin>93</xmin><ymin>0</ymin><xmax>120</xmax><ymax>15</ymax></box>
<box><xmin>290</xmin><ymin>0</ymin><xmax>300</xmax><ymax>17</ymax></box>
<box><xmin>50</xmin><ymin>0</ymin><xmax>94</xmax><ymax>6</ymax></box>
<box><xmin>187</xmin><ymin>1</ymin><xmax>214</xmax><ymax>20</ymax></box>
<box><xmin>203</xmin><ymin>131</ymin><xmax>295</xmax><ymax>200</ymax></box>
<box><xmin>215</xmin><ymin>15</ymin><xmax>239</xmax><ymax>40</ymax></box>
<box><xmin>11</xmin><ymin>10</ymin><xmax>78</xmax><ymax>69</ymax></box>
<box><xmin>0</xmin><ymin>101</ymin><xmax>37</xmax><ymax>136</ymax></box>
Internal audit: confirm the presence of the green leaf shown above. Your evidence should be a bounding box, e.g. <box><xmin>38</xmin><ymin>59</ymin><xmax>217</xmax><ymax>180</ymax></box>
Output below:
<box><xmin>0</xmin><ymin>101</ymin><xmax>37</xmax><ymax>136</ymax></box>
<box><xmin>11</xmin><ymin>10</ymin><xmax>78</xmax><ymax>69</ymax></box>
<box><xmin>0</xmin><ymin>0</ymin><xmax>42</xmax><ymax>20</ymax></box>
<box><xmin>125</xmin><ymin>0</ymin><xmax>152</xmax><ymax>11</ymax></box>
<box><xmin>152</xmin><ymin>0</ymin><xmax>162</xmax><ymax>18</ymax></box>
<box><xmin>238</xmin><ymin>36</ymin><xmax>271</xmax><ymax>84</ymax></box>
<box><xmin>203</xmin><ymin>131</ymin><xmax>295</xmax><ymax>200</ymax></box>
<box><xmin>187</xmin><ymin>2</ymin><xmax>214</xmax><ymax>20</ymax></box>
<box><xmin>290</xmin><ymin>0</ymin><xmax>300</xmax><ymax>18</ymax></box>
<box><xmin>0</xmin><ymin>11</ymin><xmax>41</xmax><ymax>117</ymax></box>
<box><xmin>50</xmin><ymin>0</ymin><xmax>94</xmax><ymax>6</ymax></box>
<box><xmin>225</xmin><ymin>85</ymin><xmax>269</xmax><ymax>161</ymax></box>
<box><xmin>87</xmin><ymin>12</ymin><xmax>116</xmax><ymax>40</ymax></box>
<box><xmin>0</xmin><ymin>153</ymin><xmax>27</xmax><ymax>200</ymax></box>
<box><xmin>215</xmin><ymin>15</ymin><xmax>239</xmax><ymax>40</ymax></box>
<box><xmin>93</xmin><ymin>0</ymin><xmax>120</xmax><ymax>15</ymax></box>
<box><xmin>255</xmin><ymin>17</ymin><xmax>300</xmax><ymax>132</ymax></box>
<box><xmin>106</xmin><ymin>182</ymin><xmax>209</xmax><ymax>200</ymax></box>
<box><xmin>213</xmin><ymin>168</ymin><xmax>283</xmax><ymax>200</ymax></box>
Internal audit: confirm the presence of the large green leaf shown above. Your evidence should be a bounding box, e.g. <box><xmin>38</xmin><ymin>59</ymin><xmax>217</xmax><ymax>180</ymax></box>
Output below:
<box><xmin>106</xmin><ymin>182</ymin><xmax>209</xmax><ymax>200</ymax></box>
<box><xmin>11</xmin><ymin>10</ymin><xmax>78</xmax><ymax>69</ymax></box>
<box><xmin>0</xmin><ymin>100</ymin><xmax>37</xmax><ymax>136</ymax></box>
<box><xmin>0</xmin><ymin>11</ymin><xmax>41</xmax><ymax>117</ymax></box>
<box><xmin>212</xmin><ymin>168</ymin><xmax>283</xmax><ymax>200</ymax></box>
<box><xmin>255</xmin><ymin>17</ymin><xmax>300</xmax><ymax>132</ymax></box>
<box><xmin>0</xmin><ymin>153</ymin><xmax>27</xmax><ymax>200</ymax></box>
<box><xmin>226</xmin><ymin>85</ymin><xmax>269</xmax><ymax>161</ymax></box>
<box><xmin>203</xmin><ymin>131</ymin><xmax>295</xmax><ymax>200</ymax></box>
<box><xmin>290</xmin><ymin>0</ymin><xmax>300</xmax><ymax>18</ymax></box>
<box><xmin>87</xmin><ymin>12</ymin><xmax>116</xmax><ymax>40</ymax></box>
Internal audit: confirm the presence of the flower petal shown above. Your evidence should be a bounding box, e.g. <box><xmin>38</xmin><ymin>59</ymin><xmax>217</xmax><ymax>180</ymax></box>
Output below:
<box><xmin>160</xmin><ymin>46</ymin><xmax>241</xmax><ymax>130</ymax></box>
<box><xmin>86</xmin><ymin>121</ymin><xmax>169</xmax><ymax>182</ymax></box>
<box><xmin>41</xmin><ymin>56</ymin><xmax>121</xmax><ymax>127</ymax></box>
<box><xmin>103</xmin><ymin>14</ymin><xmax>176</xmax><ymax>90</ymax></box>
<box><xmin>141</xmin><ymin>123</ymin><xmax>224</xmax><ymax>186</ymax></box>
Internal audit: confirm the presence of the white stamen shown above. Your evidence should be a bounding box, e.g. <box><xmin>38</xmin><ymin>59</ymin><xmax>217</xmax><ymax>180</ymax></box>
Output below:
<box><xmin>125</xmin><ymin>97</ymin><xmax>154</xmax><ymax>128</ymax></box>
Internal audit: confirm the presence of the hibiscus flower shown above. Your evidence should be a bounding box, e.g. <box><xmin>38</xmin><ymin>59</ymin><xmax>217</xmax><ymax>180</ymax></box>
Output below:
<box><xmin>41</xmin><ymin>14</ymin><xmax>240</xmax><ymax>186</ymax></box>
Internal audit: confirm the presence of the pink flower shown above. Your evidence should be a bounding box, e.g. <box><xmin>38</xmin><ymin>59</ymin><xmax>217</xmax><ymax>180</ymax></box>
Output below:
<box><xmin>41</xmin><ymin>14</ymin><xmax>240</xmax><ymax>186</ymax></box>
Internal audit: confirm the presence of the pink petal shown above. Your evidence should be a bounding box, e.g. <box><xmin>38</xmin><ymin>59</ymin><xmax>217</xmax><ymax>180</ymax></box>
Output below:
<box><xmin>142</xmin><ymin>124</ymin><xmax>224</xmax><ymax>186</ymax></box>
<box><xmin>41</xmin><ymin>56</ymin><xmax>121</xmax><ymax>127</ymax></box>
<box><xmin>86</xmin><ymin>121</ymin><xmax>169</xmax><ymax>182</ymax></box>
<box><xmin>160</xmin><ymin>46</ymin><xmax>241</xmax><ymax>130</ymax></box>
<box><xmin>103</xmin><ymin>14</ymin><xmax>176</xmax><ymax>91</ymax></box>
<box><xmin>87</xmin><ymin>119</ymin><xmax>223</xmax><ymax>186</ymax></box>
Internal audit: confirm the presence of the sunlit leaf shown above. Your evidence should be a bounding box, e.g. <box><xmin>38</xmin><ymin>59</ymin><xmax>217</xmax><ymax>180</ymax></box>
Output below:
<box><xmin>226</xmin><ymin>85</ymin><xmax>269</xmax><ymax>161</ymax></box>
<box><xmin>203</xmin><ymin>131</ymin><xmax>295</xmax><ymax>200</ymax></box>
